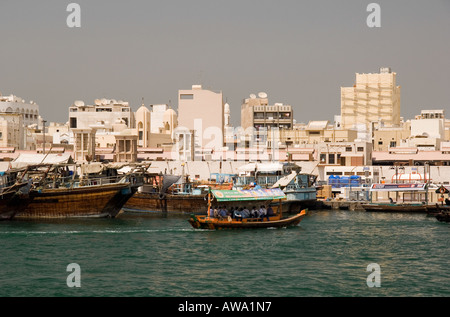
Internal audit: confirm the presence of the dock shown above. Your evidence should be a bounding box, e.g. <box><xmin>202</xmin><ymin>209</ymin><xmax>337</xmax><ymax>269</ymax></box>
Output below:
<box><xmin>318</xmin><ymin>200</ymin><xmax>365</xmax><ymax>211</ymax></box>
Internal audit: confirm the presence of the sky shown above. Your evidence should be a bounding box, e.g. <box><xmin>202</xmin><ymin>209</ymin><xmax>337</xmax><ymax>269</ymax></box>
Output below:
<box><xmin>1</xmin><ymin>0</ymin><xmax>449</xmax><ymax>127</ymax></box>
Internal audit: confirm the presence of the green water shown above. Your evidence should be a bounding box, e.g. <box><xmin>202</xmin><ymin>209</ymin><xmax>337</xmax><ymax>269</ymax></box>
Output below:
<box><xmin>0</xmin><ymin>210</ymin><xmax>449</xmax><ymax>297</ymax></box>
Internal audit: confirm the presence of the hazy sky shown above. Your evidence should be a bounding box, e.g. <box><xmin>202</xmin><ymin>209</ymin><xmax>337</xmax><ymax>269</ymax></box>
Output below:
<box><xmin>1</xmin><ymin>0</ymin><xmax>449</xmax><ymax>126</ymax></box>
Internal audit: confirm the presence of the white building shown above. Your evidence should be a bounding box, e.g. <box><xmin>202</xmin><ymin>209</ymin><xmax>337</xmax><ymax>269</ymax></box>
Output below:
<box><xmin>68</xmin><ymin>98</ymin><xmax>134</xmax><ymax>131</ymax></box>
<box><xmin>0</xmin><ymin>93</ymin><xmax>40</xmax><ymax>128</ymax></box>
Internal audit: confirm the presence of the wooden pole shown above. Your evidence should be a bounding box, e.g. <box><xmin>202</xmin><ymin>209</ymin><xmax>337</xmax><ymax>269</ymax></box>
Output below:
<box><xmin>207</xmin><ymin>187</ymin><xmax>211</xmax><ymax>219</ymax></box>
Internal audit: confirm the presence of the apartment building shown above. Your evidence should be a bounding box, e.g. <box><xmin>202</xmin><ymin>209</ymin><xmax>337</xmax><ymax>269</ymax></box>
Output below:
<box><xmin>341</xmin><ymin>67</ymin><xmax>401</xmax><ymax>140</ymax></box>
<box><xmin>177</xmin><ymin>85</ymin><xmax>224</xmax><ymax>149</ymax></box>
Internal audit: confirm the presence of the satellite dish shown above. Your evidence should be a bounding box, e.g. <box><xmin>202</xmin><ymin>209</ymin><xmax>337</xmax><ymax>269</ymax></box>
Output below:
<box><xmin>250</xmin><ymin>94</ymin><xmax>257</xmax><ymax>99</ymax></box>
<box><xmin>74</xmin><ymin>100</ymin><xmax>85</xmax><ymax>107</ymax></box>
<box><xmin>258</xmin><ymin>92</ymin><xmax>268</xmax><ymax>98</ymax></box>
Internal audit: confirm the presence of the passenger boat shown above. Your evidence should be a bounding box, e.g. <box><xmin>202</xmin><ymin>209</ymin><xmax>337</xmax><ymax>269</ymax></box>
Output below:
<box><xmin>14</xmin><ymin>164</ymin><xmax>144</xmax><ymax>219</ymax></box>
<box><xmin>188</xmin><ymin>188</ymin><xmax>307</xmax><ymax>230</ymax></box>
<box><xmin>0</xmin><ymin>167</ymin><xmax>33</xmax><ymax>220</ymax></box>
<box><xmin>362</xmin><ymin>183</ymin><xmax>437</xmax><ymax>213</ymax></box>
<box><xmin>234</xmin><ymin>162</ymin><xmax>317</xmax><ymax>213</ymax></box>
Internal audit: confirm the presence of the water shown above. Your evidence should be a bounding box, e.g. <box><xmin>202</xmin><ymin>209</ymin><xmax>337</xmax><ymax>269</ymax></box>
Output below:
<box><xmin>0</xmin><ymin>210</ymin><xmax>449</xmax><ymax>297</ymax></box>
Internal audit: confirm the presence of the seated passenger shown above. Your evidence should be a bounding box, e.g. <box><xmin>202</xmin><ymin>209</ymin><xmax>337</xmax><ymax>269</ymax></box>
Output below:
<box><xmin>259</xmin><ymin>205</ymin><xmax>269</xmax><ymax>221</ymax></box>
<box><xmin>242</xmin><ymin>207</ymin><xmax>250</xmax><ymax>219</ymax></box>
<box><xmin>267</xmin><ymin>206</ymin><xmax>275</xmax><ymax>217</ymax></box>
<box><xmin>234</xmin><ymin>208</ymin><xmax>243</xmax><ymax>221</ymax></box>
<box><xmin>251</xmin><ymin>206</ymin><xmax>258</xmax><ymax>218</ymax></box>
<box><xmin>219</xmin><ymin>207</ymin><xmax>228</xmax><ymax>218</ymax></box>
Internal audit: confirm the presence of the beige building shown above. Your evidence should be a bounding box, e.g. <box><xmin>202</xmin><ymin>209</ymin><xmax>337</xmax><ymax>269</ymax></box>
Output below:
<box><xmin>267</xmin><ymin>120</ymin><xmax>357</xmax><ymax>148</ymax></box>
<box><xmin>316</xmin><ymin>141</ymin><xmax>372</xmax><ymax>167</ymax></box>
<box><xmin>135</xmin><ymin>104</ymin><xmax>177</xmax><ymax>149</ymax></box>
<box><xmin>177</xmin><ymin>85</ymin><xmax>224</xmax><ymax>149</ymax></box>
<box><xmin>373</xmin><ymin>110</ymin><xmax>447</xmax><ymax>152</ymax></box>
<box><xmin>241</xmin><ymin>93</ymin><xmax>293</xmax><ymax>131</ymax></box>
<box><xmin>72</xmin><ymin>128</ymin><xmax>97</xmax><ymax>162</ymax></box>
<box><xmin>114</xmin><ymin>133</ymin><xmax>138</xmax><ymax>163</ymax></box>
<box><xmin>372</xmin><ymin>121</ymin><xmax>411</xmax><ymax>151</ymax></box>
<box><xmin>341</xmin><ymin>67</ymin><xmax>401</xmax><ymax>140</ymax></box>
<box><xmin>0</xmin><ymin>113</ymin><xmax>24</xmax><ymax>149</ymax></box>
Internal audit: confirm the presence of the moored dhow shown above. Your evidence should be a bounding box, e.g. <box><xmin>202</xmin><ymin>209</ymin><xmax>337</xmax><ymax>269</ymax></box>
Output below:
<box><xmin>124</xmin><ymin>172</ymin><xmax>232</xmax><ymax>214</ymax></box>
<box><xmin>14</xmin><ymin>163</ymin><xmax>144</xmax><ymax>219</ymax></box>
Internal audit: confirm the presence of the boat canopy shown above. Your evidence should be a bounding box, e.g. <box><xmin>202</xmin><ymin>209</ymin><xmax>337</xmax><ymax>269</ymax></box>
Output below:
<box><xmin>270</xmin><ymin>171</ymin><xmax>297</xmax><ymax>189</ymax></box>
<box><xmin>211</xmin><ymin>188</ymin><xmax>286</xmax><ymax>202</ymax></box>
<box><xmin>369</xmin><ymin>183</ymin><xmax>427</xmax><ymax>192</ymax></box>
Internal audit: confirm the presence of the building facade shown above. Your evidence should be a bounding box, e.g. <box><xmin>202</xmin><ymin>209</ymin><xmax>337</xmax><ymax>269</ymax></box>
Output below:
<box><xmin>68</xmin><ymin>98</ymin><xmax>134</xmax><ymax>131</ymax></box>
<box><xmin>0</xmin><ymin>93</ymin><xmax>40</xmax><ymax>128</ymax></box>
<box><xmin>177</xmin><ymin>85</ymin><xmax>224</xmax><ymax>149</ymax></box>
<box><xmin>341</xmin><ymin>67</ymin><xmax>401</xmax><ymax>140</ymax></box>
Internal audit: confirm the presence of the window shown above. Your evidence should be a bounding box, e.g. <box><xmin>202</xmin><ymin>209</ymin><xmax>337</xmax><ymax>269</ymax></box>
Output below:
<box><xmin>328</xmin><ymin>154</ymin><xmax>335</xmax><ymax>164</ymax></box>
<box><xmin>378</xmin><ymin>141</ymin><xmax>383</xmax><ymax>145</ymax></box>
<box><xmin>320</xmin><ymin>154</ymin><xmax>326</xmax><ymax>163</ymax></box>
<box><xmin>390</xmin><ymin>141</ymin><xmax>397</xmax><ymax>148</ymax></box>
<box><xmin>345</xmin><ymin>147</ymin><xmax>352</xmax><ymax>152</ymax></box>
<box><xmin>180</xmin><ymin>94</ymin><xmax>194</xmax><ymax>100</ymax></box>
<box><xmin>139</xmin><ymin>131</ymin><xmax>143</xmax><ymax>141</ymax></box>
<box><xmin>357</xmin><ymin>147</ymin><xmax>364</xmax><ymax>152</ymax></box>
<box><xmin>70</xmin><ymin>117</ymin><xmax>77</xmax><ymax>129</ymax></box>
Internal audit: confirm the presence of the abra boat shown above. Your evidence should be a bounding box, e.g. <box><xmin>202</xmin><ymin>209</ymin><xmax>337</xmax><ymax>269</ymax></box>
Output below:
<box><xmin>0</xmin><ymin>167</ymin><xmax>33</xmax><ymax>220</ymax></box>
<box><xmin>14</xmin><ymin>164</ymin><xmax>144</xmax><ymax>219</ymax></box>
<box><xmin>188</xmin><ymin>188</ymin><xmax>307</xmax><ymax>230</ymax></box>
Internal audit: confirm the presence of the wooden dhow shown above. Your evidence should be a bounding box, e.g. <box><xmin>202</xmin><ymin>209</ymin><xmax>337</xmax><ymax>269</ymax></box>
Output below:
<box><xmin>0</xmin><ymin>167</ymin><xmax>33</xmax><ymax>220</ymax></box>
<box><xmin>124</xmin><ymin>173</ymin><xmax>231</xmax><ymax>214</ymax></box>
<box><xmin>14</xmin><ymin>163</ymin><xmax>145</xmax><ymax>219</ymax></box>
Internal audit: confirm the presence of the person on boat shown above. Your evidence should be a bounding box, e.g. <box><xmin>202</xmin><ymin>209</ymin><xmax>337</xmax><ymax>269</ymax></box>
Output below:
<box><xmin>259</xmin><ymin>205</ymin><xmax>268</xmax><ymax>221</ymax></box>
<box><xmin>209</xmin><ymin>206</ymin><xmax>216</xmax><ymax>218</ymax></box>
<box><xmin>242</xmin><ymin>207</ymin><xmax>250</xmax><ymax>219</ymax></box>
<box><xmin>445</xmin><ymin>198</ymin><xmax>450</xmax><ymax>206</ymax></box>
<box><xmin>213</xmin><ymin>206</ymin><xmax>219</xmax><ymax>218</ymax></box>
<box><xmin>234</xmin><ymin>208</ymin><xmax>243</xmax><ymax>221</ymax></box>
<box><xmin>251</xmin><ymin>206</ymin><xmax>259</xmax><ymax>218</ymax></box>
<box><xmin>267</xmin><ymin>206</ymin><xmax>275</xmax><ymax>219</ymax></box>
<box><xmin>219</xmin><ymin>206</ymin><xmax>228</xmax><ymax>219</ymax></box>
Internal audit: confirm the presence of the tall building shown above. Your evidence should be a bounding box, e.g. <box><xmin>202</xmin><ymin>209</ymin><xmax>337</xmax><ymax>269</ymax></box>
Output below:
<box><xmin>341</xmin><ymin>67</ymin><xmax>401</xmax><ymax>140</ymax></box>
<box><xmin>177</xmin><ymin>85</ymin><xmax>224</xmax><ymax>149</ymax></box>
